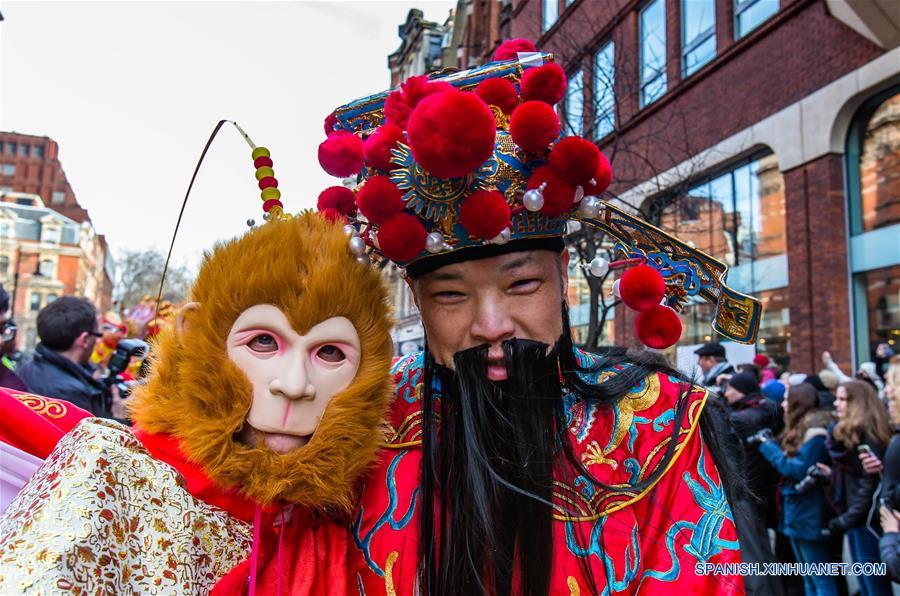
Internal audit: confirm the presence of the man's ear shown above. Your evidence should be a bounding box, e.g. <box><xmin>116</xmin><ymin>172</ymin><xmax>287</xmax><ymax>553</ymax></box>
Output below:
<box><xmin>176</xmin><ymin>302</ymin><xmax>200</xmax><ymax>335</ymax></box>
<box><xmin>404</xmin><ymin>276</ymin><xmax>420</xmax><ymax>310</ymax></box>
<box><xmin>559</xmin><ymin>250</ymin><xmax>570</xmax><ymax>297</ymax></box>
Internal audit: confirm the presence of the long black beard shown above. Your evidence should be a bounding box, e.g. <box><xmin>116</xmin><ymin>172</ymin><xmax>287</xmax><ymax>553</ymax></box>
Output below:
<box><xmin>419</xmin><ymin>338</ymin><xmax>562</xmax><ymax>596</ymax></box>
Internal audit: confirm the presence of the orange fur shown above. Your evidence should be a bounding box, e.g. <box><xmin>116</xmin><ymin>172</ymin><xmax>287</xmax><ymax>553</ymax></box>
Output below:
<box><xmin>129</xmin><ymin>213</ymin><xmax>394</xmax><ymax>511</ymax></box>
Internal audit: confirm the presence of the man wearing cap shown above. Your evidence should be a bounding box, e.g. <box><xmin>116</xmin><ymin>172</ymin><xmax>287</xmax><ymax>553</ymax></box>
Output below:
<box><xmin>695</xmin><ymin>341</ymin><xmax>735</xmax><ymax>393</ymax></box>
<box><xmin>323</xmin><ymin>40</ymin><xmax>776</xmax><ymax>595</ymax></box>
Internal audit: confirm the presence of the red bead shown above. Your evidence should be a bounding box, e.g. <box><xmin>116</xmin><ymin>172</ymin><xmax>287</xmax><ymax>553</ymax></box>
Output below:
<box><xmin>263</xmin><ymin>199</ymin><xmax>283</xmax><ymax>212</ymax></box>
<box><xmin>258</xmin><ymin>177</ymin><xmax>278</xmax><ymax>190</ymax></box>
<box><xmin>253</xmin><ymin>156</ymin><xmax>274</xmax><ymax>169</ymax></box>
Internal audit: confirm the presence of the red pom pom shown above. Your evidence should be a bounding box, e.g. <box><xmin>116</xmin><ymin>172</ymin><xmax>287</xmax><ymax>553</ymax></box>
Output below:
<box><xmin>378</xmin><ymin>212</ymin><xmax>427</xmax><ymax>262</ymax></box>
<box><xmin>407</xmin><ymin>90</ymin><xmax>496</xmax><ymax>179</ymax></box>
<box><xmin>459</xmin><ymin>190</ymin><xmax>511</xmax><ymax>240</ymax></box>
<box><xmin>510</xmin><ymin>101</ymin><xmax>560</xmax><ymax>152</ymax></box>
<box><xmin>320</xmin><ymin>207</ymin><xmax>344</xmax><ymax>223</ymax></box>
<box><xmin>636</xmin><ymin>305</ymin><xmax>683</xmax><ymax>349</ymax></box>
<box><xmin>520</xmin><ymin>63</ymin><xmax>567</xmax><ymax>105</ymax></box>
<box><xmin>619</xmin><ymin>264</ymin><xmax>666</xmax><ymax>312</ymax></box>
<box><xmin>549</xmin><ymin>137</ymin><xmax>601</xmax><ymax>187</ymax></box>
<box><xmin>253</xmin><ymin>155</ymin><xmax>274</xmax><ymax>169</ymax></box>
<box><xmin>526</xmin><ymin>165</ymin><xmax>575</xmax><ymax>217</ymax></box>
<box><xmin>356</xmin><ymin>175</ymin><xmax>405</xmax><ymax>224</ymax></box>
<box><xmin>364</xmin><ymin>124</ymin><xmax>404</xmax><ymax>171</ymax></box>
<box><xmin>475</xmin><ymin>78</ymin><xmax>519</xmax><ymax>114</ymax></box>
<box><xmin>318</xmin><ymin>131</ymin><xmax>364</xmax><ymax>178</ymax></box>
<box><xmin>384</xmin><ymin>76</ymin><xmax>455</xmax><ymax>129</ymax></box>
<box><xmin>317</xmin><ymin>186</ymin><xmax>356</xmax><ymax>216</ymax></box>
<box><xmin>584</xmin><ymin>151</ymin><xmax>613</xmax><ymax>196</ymax></box>
<box><xmin>258</xmin><ymin>176</ymin><xmax>278</xmax><ymax>190</ymax></box>
<box><xmin>324</xmin><ymin>112</ymin><xmax>339</xmax><ymax>137</ymax></box>
<box><xmin>493</xmin><ymin>39</ymin><xmax>537</xmax><ymax>62</ymax></box>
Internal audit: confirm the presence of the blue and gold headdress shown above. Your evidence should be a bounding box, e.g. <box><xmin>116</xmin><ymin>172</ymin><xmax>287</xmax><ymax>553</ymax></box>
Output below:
<box><xmin>315</xmin><ymin>41</ymin><xmax>761</xmax><ymax>346</ymax></box>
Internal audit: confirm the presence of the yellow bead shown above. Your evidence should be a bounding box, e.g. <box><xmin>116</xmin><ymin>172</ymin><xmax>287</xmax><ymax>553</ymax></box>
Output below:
<box><xmin>251</xmin><ymin>147</ymin><xmax>270</xmax><ymax>159</ymax></box>
<box><xmin>261</xmin><ymin>187</ymin><xmax>281</xmax><ymax>201</ymax></box>
<box><xmin>255</xmin><ymin>166</ymin><xmax>274</xmax><ymax>180</ymax></box>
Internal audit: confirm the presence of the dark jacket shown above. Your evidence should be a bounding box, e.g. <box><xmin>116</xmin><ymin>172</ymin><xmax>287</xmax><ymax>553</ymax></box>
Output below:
<box><xmin>880</xmin><ymin>531</ymin><xmax>900</xmax><ymax>582</ymax></box>
<box><xmin>758</xmin><ymin>411</ymin><xmax>833</xmax><ymax>540</ymax></box>
<box><xmin>881</xmin><ymin>431</ymin><xmax>900</xmax><ymax>509</ymax></box>
<box><xmin>826</xmin><ymin>424</ymin><xmax>884</xmax><ymax>532</ymax></box>
<box><xmin>0</xmin><ymin>362</ymin><xmax>27</xmax><ymax>391</ymax></box>
<box><xmin>727</xmin><ymin>391</ymin><xmax>784</xmax><ymax>526</ymax></box>
<box><xmin>16</xmin><ymin>343</ymin><xmax>110</xmax><ymax>417</ymax></box>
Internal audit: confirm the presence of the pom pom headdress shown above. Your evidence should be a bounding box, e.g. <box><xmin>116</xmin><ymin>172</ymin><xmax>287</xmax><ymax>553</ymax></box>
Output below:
<box><xmin>313</xmin><ymin>48</ymin><xmax>762</xmax><ymax>346</ymax></box>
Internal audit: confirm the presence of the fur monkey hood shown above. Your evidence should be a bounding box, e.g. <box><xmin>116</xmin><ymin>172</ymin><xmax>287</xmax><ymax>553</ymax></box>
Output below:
<box><xmin>130</xmin><ymin>213</ymin><xmax>394</xmax><ymax>512</ymax></box>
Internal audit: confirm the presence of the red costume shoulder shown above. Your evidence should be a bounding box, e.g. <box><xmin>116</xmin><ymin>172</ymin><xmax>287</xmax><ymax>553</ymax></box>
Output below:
<box><xmin>0</xmin><ymin>387</ymin><xmax>92</xmax><ymax>459</ymax></box>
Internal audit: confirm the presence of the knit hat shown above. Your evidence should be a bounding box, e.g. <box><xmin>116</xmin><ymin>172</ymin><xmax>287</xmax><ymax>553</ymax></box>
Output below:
<box><xmin>753</xmin><ymin>354</ymin><xmax>770</xmax><ymax>368</ymax></box>
<box><xmin>728</xmin><ymin>371</ymin><xmax>760</xmax><ymax>396</ymax></box>
<box><xmin>761</xmin><ymin>380</ymin><xmax>786</xmax><ymax>404</ymax></box>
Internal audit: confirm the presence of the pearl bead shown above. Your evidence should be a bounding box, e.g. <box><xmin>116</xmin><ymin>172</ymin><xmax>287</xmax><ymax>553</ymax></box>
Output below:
<box><xmin>578</xmin><ymin>195</ymin><xmax>600</xmax><ymax>219</ymax></box>
<box><xmin>343</xmin><ymin>224</ymin><xmax>357</xmax><ymax>237</ymax></box>
<box><xmin>492</xmin><ymin>227</ymin><xmax>511</xmax><ymax>245</ymax></box>
<box><xmin>263</xmin><ymin>212</ymin><xmax>270</xmax><ymax>221</ymax></box>
<box><xmin>246</xmin><ymin>219</ymin><xmax>255</xmax><ymax>227</ymax></box>
<box><xmin>612</xmin><ymin>279</ymin><xmax>621</xmax><ymax>298</ymax></box>
<box><xmin>425</xmin><ymin>232</ymin><xmax>444</xmax><ymax>254</ymax></box>
<box><xmin>566</xmin><ymin>220</ymin><xmax>582</xmax><ymax>234</ymax></box>
<box><xmin>588</xmin><ymin>257</ymin><xmax>609</xmax><ymax>278</ymax></box>
<box><xmin>523</xmin><ymin>189</ymin><xmax>544</xmax><ymax>212</ymax></box>
<box><xmin>349</xmin><ymin>236</ymin><xmax>367</xmax><ymax>256</ymax></box>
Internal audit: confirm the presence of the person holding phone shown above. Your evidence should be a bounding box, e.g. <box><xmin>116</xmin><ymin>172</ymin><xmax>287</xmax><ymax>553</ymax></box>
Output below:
<box><xmin>824</xmin><ymin>381</ymin><xmax>893</xmax><ymax>595</ymax></box>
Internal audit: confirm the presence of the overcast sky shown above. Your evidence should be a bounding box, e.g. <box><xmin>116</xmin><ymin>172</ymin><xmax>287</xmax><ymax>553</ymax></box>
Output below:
<box><xmin>0</xmin><ymin>0</ymin><xmax>455</xmax><ymax>268</ymax></box>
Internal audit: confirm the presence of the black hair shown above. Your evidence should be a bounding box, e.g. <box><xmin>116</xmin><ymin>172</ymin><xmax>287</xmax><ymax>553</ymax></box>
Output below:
<box><xmin>36</xmin><ymin>296</ymin><xmax>97</xmax><ymax>351</ymax></box>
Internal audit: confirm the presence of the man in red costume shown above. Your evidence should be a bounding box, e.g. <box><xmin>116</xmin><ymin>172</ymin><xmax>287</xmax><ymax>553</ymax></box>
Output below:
<box><xmin>316</xmin><ymin>39</ymin><xmax>777</xmax><ymax>595</ymax></box>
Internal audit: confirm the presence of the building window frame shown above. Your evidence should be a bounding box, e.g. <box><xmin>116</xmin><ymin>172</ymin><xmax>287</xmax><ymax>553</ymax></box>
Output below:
<box><xmin>1</xmin><ymin>164</ymin><xmax>15</xmax><ymax>176</ymax></box>
<box><xmin>542</xmin><ymin>0</ymin><xmax>559</xmax><ymax>33</ymax></box>
<box><xmin>564</xmin><ymin>67</ymin><xmax>585</xmax><ymax>136</ymax></box>
<box><xmin>29</xmin><ymin>292</ymin><xmax>41</xmax><ymax>312</ymax></box>
<box><xmin>639</xmin><ymin>0</ymin><xmax>668</xmax><ymax>109</ymax></box>
<box><xmin>594</xmin><ymin>40</ymin><xmax>616</xmax><ymax>140</ymax></box>
<box><xmin>734</xmin><ymin>0</ymin><xmax>779</xmax><ymax>39</ymax></box>
<box><xmin>681</xmin><ymin>0</ymin><xmax>716</xmax><ymax>77</ymax></box>
<box><xmin>844</xmin><ymin>85</ymin><xmax>900</xmax><ymax>364</ymax></box>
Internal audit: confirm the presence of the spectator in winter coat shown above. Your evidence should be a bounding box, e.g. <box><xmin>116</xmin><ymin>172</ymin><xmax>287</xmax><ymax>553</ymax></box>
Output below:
<box><xmin>726</xmin><ymin>372</ymin><xmax>784</xmax><ymax>529</ymax></box>
<box><xmin>0</xmin><ymin>285</ymin><xmax>26</xmax><ymax>392</ymax></box>
<box><xmin>823</xmin><ymin>381</ymin><xmax>893</xmax><ymax>596</ymax></box>
<box><xmin>754</xmin><ymin>383</ymin><xmax>838</xmax><ymax>595</ymax></box>
<box><xmin>695</xmin><ymin>342</ymin><xmax>734</xmax><ymax>394</ymax></box>
<box><xmin>16</xmin><ymin>297</ymin><xmax>118</xmax><ymax>418</ymax></box>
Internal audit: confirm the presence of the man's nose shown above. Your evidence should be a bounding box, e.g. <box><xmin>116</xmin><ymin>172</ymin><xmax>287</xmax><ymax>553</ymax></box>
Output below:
<box><xmin>271</xmin><ymin>359</ymin><xmax>316</xmax><ymax>400</ymax></box>
<box><xmin>470</xmin><ymin>298</ymin><xmax>515</xmax><ymax>346</ymax></box>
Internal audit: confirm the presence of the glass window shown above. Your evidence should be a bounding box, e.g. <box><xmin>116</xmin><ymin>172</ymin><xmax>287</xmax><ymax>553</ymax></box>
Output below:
<box><xmin>653</xmin><ymin>152</ymin><xmax>788</xmax><ymax>358</ymax></box>
<box><xmin>594</xmin><ymin>41</ymin><xmax>615</xmax><ymax>139</ymax></box>
<box><xmin>0</xmin><ymin>222</ymin><xmax>8</xmax><ymax>238</ymax></box>
<box><xmin>19</xmin><ymin>145</ymin><xmax>30</xmax><ymax>157</ymax></box>
<box><xmin>43</xmin><ymin>227</ymin><xmax>59</xmax><ymax>244</ymax></box>
<box><xmin>847</xmin><ymin>90</ymin><xmax>900</xmax><ymax>362</ymax></box>
<box><xmin>6</xmin><ymin>143</ymin><xmax>16</xmax><ymax>155</ymax></box>
<box><xmin>40</xmin><ymin>259</ymin><xmax>56</xmax><ymax>278</ymax></box>
<box><xmin>542</xmin><ymin>0</ymin><xmax>558</xmax><ymax>33</ymax></box>
<box><xmin>33</xmin><ymin>146</ymin><xmax>44</xmax><ymax>158</ymax></box>
<box><xmin>0</xmin><ymin>255</ymin><xmax>9</xmax><ymax>274</ymax></box>
<box><xmin>29</xmin><ymin>293</ymin><xmax>41</xmax><ymax>312</ymax></box>
<box><xmin>565</xmin><ymin>68</ymin><xmax>584</xmax><ymax>136</ymax></box>
<box><xmin>51</xmin><ymin>191</ymin><xmax>66</xmax><ymax>204</ymax></box>
<box><xmin>46</xmin><ymin>293</ymin><xmax>58</xmax><ymax>304</ymax></box>
<box><xmin>682</xmin><ymin>0</ymin><xmax>716</xmax><ymax>76</ymax></box>
<box><xmin>1</xmin><ymin>164</ymin><xmax>15</xmax><ymax>176</ymax></box>
<box><xmin>735</xmin><ymin>0</ymin><xmax>778</xmax><ymax>38</ymax></box>
<box><xmin>639</xmin><ymin>0</ymin><xmax>667</xmax><ymax>108</ymax></box>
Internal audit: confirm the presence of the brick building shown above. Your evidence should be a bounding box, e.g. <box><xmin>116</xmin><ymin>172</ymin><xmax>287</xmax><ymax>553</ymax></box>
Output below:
<box><xmin>0</xmin><ymin>133</ymin><xmax>113</xmax><ymax>351</ymax></box>
<box><xmin>500</xmin><ymin>0</ymin><xmax>900</xmax><ymax>372</ymax></box>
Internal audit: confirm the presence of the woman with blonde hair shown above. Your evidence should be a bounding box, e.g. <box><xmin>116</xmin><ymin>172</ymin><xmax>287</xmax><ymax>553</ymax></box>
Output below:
<box><xmin>826</xmin><ymin>381</ymin><xmax>892</xmax><ymax>595</ymax></box>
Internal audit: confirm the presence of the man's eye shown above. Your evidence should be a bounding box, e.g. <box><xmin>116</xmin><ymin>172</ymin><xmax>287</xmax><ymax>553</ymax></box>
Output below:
<box><xmin>433</xmin><ymin>291</ymin><xmax>465</xmax><ymax>302</ymax></box>
<box><xmin>510</xmin><ymin>279</ymin><xmax>540</xmax><ymax>292</ymax></box>
<box><xmin>316</xmin><ymin>344</ymin><xmax>346</xmax><ymax>363</ymax></box>
<box><xmin>248</xmin><ymin>334</ymin><xmax>278</xmax><ymax>353</ymax></box>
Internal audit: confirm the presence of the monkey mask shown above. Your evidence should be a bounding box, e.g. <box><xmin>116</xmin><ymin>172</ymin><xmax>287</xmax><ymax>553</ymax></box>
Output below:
<box><xmin>129</xmin><ymin>213</ymin><xmax>393</xmax><ymax>512</ymax></box>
